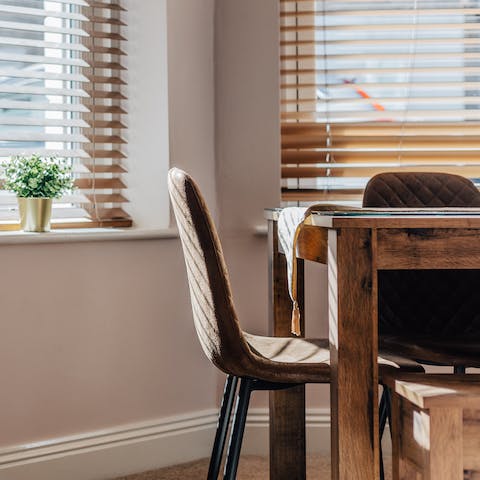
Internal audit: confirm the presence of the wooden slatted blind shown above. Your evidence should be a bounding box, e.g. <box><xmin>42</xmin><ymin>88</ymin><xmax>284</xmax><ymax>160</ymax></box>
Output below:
<box><xmin>0</xmin><ymin>0</ymin><xmax>130</xmax><ymax>228</ymax></box>
<box><xmin>280</xmin><ymin>0</ymin><xmax>480</xmax><ymax>204</ymax></box>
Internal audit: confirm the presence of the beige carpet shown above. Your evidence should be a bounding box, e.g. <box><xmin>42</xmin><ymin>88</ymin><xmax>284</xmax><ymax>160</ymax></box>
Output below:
<box><xmin>114</xmin><ymin>454</ymin><xmax>392</xmax><ymax>479</ymax></box>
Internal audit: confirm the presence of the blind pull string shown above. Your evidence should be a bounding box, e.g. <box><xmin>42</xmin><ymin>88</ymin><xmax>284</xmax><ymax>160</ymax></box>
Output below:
<box><xmin>90</xmin><ymin>4</ymin><xmax>100</xmax><ymax>223</ymax></box>
<box><xmin>321</xmin><ymin>0</ymin><xmax>333</xmax><ymax>194</ymax></box>
<box><xmin>397</xmin><ymin>0</ymin><xmax>419</xmax><ymax>165</ymax></box>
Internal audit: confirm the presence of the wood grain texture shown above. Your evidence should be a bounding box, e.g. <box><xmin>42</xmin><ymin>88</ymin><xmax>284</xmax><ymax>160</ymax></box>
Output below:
<box><xmin>393</xmin><ymin>395</ymin><xmax>425</xmax><ymax>480</ymax></box>
<box><xmin>269</xmin><ymin>386</ymin><xmax>306</xmax><ymax>480</ymax></box>
<box><xmin>398</xmin><ymin>459</ymin><xmax>422</xmax><ymax>480</ymax></box>
<box><xmin>267</xmin><ymin>212</ymin><xmax>480</xmax><ymax>480</ymax></box>
<box><xmin>394</xmin><ymin>407</ymin><xmax>480</xmax><ymax>476</ymax></box>
<box><xmin>393</xmin><ymin>404</ymin><xmax>463</xmax><ymax>480</ymax></box>
<box><xmin>398</xmin><ymin>400</ymin><xmax>426</xmax><ymax>471</ymax></box>
<box><xmin>392</xmin><ymin>393</ymin><xmax>404</xmax><ymax>480</ymax></box>
<box><xmin>384</xmin><ymin>374</ymin><xmax>480</xmax><ymax>409</ymax></box>
<box><xmin>390</xmin><ymin>376</ymin><xmax>477</xmax><ymax>480</ymax></box>
<box><xmin>309</xmin><ymin>214</ymin><xmax>480</xmax><ymax>230</ymax></box>
<box><xmin>428</xmin><ymin>407</ymin><xmax>463</xmax><ymax>480</ymax></box>
<box><xmin>267</xmin><ymin>219</ymin><xmax>306</xmax><ymax>480</ymax></box>
<box><xmin>463</xmin><ymin>409</ymin><xmax>480</xmax><ymax>471</ymax></box>
<box><xmin>377</xmin><ymin>228</ymin><xmax>480</xmax><ymax>269</ymax></box>
<box><xmin>329</xmin><ymin>227</ymin><xmax>379</xmax><ymax>480</ymax></box>
<box><xmin>296</xmin><ymin>224</ymin><xmax>328</xmax><ymax>263</ymax></box>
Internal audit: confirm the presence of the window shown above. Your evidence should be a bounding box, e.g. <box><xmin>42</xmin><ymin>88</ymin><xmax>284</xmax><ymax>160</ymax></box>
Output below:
<box><xmin>280</xmin><ymin>0</ymin><xmax>480</xmax><ymax>205</ymax></box>
<box><xmin>0</xmin><ymin>0</ymin><xmax>130</xmax><ymax>228</ymax></box>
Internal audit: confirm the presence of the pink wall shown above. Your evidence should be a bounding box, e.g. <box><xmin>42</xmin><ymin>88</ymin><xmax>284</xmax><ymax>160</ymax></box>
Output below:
<box><xmin>215</xmin><ymin>0</ymin><xmax>281</xmax><ymax>233</ymax></box>
<box><xmin>0</xmin><ymin>0</ymin><xmax>218</xmax><ymax>449</ymax></box>
<box><xmin>167</xmin><ymin>0</ymin><xmax>217</xmax><ymax>217</ymax></box>
<box><xmin>0</xmin><ymin>240</ymin><xmax>216</xmax><ymax>446</ymax></box>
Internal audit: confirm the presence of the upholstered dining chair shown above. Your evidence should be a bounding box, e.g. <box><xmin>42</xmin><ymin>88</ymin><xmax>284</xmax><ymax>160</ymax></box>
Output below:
<box><xmin>363</xmin><ymin>171</ymin><xmax>480</xmax><ymax>376</ymax></box>
<box><xmin>364</xmin><ymin>172</ymin><xmax>480</xmax><ymax>469</ymax></box>
<box><xmin>168</xmin><ymin>167</ymin><xmax>423</xmax><ymax>480</ymax></box>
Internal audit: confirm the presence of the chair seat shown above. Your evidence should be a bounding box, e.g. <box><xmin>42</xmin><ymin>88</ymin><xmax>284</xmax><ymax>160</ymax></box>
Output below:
<box><xmin>244</xmin><ymin>333</ymin><xmax>423</xmax><ymax>384</ymax></box>
<box><xmin>380</xmin><ymin>335</ymin><xmax>480</xmax><ymax>368</ymax></box>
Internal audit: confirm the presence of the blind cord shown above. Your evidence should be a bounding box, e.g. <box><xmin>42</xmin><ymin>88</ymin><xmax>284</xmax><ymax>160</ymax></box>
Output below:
<box><xmin>90</xmin><ymin>4</ymin><xmax>99</xmax><ymax>223</ymax></box>
<box><xmin>321</xmin><ymin>0</ymin><xmax>333</xmax><ymax>194</ymax></box>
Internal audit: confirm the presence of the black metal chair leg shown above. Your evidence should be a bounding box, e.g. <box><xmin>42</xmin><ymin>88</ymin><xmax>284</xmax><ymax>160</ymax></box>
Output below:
<box><xmin>379</xmin><ymin>388</ymin><xmax>389</xmax><ymax>480</ymax></box>
<box><xmin>223</xmin><ymin>378</ymin><xmax>253</xmax><ymax>480</ymax></box>
<box><xmin>380</xmin><ymin>444</ymin><xmax>385</xmax><ymax>480</ymax></box>
<box><xmin>379</xmin><ymin>387</ymin><xmax>388</xmax><ymax>439</ymax></box>
<box><xmin>385</xmin><ymin>386</ymin><xmax>393</xmax><ymax>442</ymax></box>
<box><xmin>454</xmin><ymin>365</ymin><xmax>466</xmax><ymax>374</ymax></box>
<box><xmin>208</xmin><ymin>375</ymin><xmax>239</xmax><ymax>480</ymax></box>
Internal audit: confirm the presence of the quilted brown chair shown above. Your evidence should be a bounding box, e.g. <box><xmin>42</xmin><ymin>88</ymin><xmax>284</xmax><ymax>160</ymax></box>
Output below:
<box><xmin>168</xmin><ymin>168</ymin><xmax>422</xmax><ymax>480</ymax></box>
<box><xmin>363</xmin><ymin>172</ymin><xmax>480</xmax><ymax>374</ymax></box>
<box><xmin>364</xmin><ymin>171</ymin><xmax>480</xmax><ymax>460</ymax></box>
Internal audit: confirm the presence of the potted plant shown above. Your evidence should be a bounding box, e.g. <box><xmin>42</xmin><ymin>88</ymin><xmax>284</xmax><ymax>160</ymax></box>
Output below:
<box><xmin>2</xmin><ymin>154</ymin><xmax>74</xmax><ymax>232</ymax></box>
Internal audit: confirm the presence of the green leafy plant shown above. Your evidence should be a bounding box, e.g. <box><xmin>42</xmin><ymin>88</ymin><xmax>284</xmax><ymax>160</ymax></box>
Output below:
<box><xmin>2</xmin><ymin>154</ymin><xmax>74</xmax><ymax>198</ymax></box>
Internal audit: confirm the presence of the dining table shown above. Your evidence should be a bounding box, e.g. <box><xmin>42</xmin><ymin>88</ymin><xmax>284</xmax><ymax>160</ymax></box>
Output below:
<box><xmin>265</xmin><ymin>207</ymin><xmax>480</xmax><ymax>480</ymax></box>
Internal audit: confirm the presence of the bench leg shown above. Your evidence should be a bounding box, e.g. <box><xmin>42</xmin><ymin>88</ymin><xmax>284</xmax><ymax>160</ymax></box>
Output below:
<box><xmin>426</xmin><ymin>407</ymin><xmax>463</xmax><ymax>480</ymax></box>
<box><xmin>391</xmin><ymin>389</ymin><xmax>464</xmax><ymax>480</ymax></box>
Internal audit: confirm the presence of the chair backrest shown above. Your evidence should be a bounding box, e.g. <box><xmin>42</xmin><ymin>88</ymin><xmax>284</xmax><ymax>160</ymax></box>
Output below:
<box><xmin>363</xmin><ymin>172</ymin><xmax>480</xmax><ymax>208</ymax></box>
<box><xmin>363</xmin><ymin>172</ymin><xmax>480</xmax><ymax>338</ymax></box>
<box><xmin>168</xmin><ymin>168</ymin><xmax>252</xmax><ymax>375</ymax></box>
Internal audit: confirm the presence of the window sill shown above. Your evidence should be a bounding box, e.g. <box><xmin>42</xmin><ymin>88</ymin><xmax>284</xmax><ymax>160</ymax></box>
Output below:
<box><xmin>0</xmin><ymin>227</ymin><xmax>178</xmax><ymax>245</ymax></box>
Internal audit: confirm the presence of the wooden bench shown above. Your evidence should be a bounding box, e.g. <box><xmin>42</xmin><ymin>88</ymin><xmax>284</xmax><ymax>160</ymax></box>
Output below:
<box><xmin>384</xmin><ymin>373</ymin><xmax>480</xmax><ymax>480</ymax></box>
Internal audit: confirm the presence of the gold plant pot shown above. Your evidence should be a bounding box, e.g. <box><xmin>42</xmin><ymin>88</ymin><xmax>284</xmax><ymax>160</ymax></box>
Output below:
<box><xmin>17</xmin><ymin>198</ymin><xmax>52</xmax><ymax>232</ymax></box>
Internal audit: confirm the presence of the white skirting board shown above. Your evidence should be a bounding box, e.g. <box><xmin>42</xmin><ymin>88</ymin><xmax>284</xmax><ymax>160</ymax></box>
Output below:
<box><xmin>0</xmin><ymin>408</ymin><xmax>331</xmax><ymax>480</ymax></box>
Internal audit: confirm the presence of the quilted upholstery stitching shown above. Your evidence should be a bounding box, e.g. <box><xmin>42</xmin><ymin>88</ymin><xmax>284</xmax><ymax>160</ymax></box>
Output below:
<box><xmin>363</xmin><ymin>172</ymin><xmax>480</xmax><ymax>208</ymax></box>
<box><xmin>364</xmin><ymin>172</ymin><xmax>480</xmax><ymax>339</ymax></box>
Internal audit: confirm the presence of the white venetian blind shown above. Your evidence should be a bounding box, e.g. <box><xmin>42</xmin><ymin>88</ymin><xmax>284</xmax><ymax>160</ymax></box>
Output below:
<box><xmin>280</xmin><ymin>0</ymin><xmax>480</xmax><ymax>204</ymax></box>
<box><xmin>0</xmin><ymin>0</ymin><xmax>131</xmax><ymax>228</ymax></box>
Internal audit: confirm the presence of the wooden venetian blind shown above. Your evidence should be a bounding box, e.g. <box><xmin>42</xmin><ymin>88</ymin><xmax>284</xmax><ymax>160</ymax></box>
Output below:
<box><xmin>280</xmin><ymin>0</ymin><xmax>480</xmax><ymax>204</ymax></box>
<box><xmin>0</xmin><ymin>0</ymin><xmax>130</xmax><ymax>228</ymax></box>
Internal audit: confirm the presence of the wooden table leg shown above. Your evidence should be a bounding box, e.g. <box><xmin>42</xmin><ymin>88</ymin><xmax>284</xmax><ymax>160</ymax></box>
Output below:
<box><xmin>268</xmin><ymin>219</ymin><xmax>306</xmax><ymax>480</ymax></box>
<box><xmin>328</xmin><ymin>228</ymin><xmax>379</xmax><ymax>480</ymax></box>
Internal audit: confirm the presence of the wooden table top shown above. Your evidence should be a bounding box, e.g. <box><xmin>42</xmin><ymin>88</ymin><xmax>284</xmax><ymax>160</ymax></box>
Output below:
<box><xmin>265</xmin><ymin>207</ymin><xmax>480</xmax><ymax>229</ymax></box>
<box><xmin>307</xmin><ymin>212</ymin><xmax>480</xmax><ymax>229</ymax></box>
